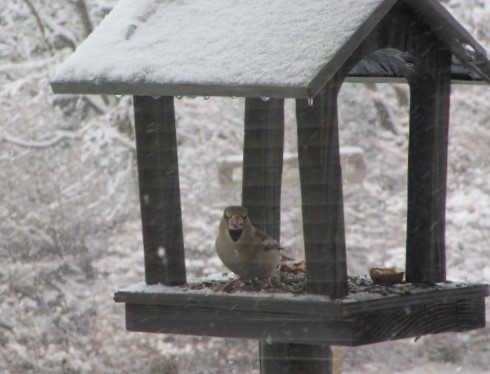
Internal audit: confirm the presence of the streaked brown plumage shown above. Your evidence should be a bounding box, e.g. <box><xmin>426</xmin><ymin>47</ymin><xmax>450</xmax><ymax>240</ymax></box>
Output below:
<box><xmin>215</xmin><ymin>206</ymin><xmax>282</xmax><ymax>280</ymax></box>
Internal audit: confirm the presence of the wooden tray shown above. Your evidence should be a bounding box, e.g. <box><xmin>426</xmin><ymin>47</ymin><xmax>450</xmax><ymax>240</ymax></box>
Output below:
<box><xmin>114</xmin><ymin>279</ymin><xmax>488</xmax><ymax>346</ymax></box>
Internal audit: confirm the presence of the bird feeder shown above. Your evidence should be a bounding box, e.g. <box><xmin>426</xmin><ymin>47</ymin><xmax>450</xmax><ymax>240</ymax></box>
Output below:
<box><xmin>52</xmin><ymin>0</ymin><xmax>490</xmax><ymax>372</ymax></box>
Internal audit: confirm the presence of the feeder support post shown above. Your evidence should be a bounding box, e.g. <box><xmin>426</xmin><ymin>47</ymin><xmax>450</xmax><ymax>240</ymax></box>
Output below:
<box><xmin>405</xmin><ymin>34</ymin><xmax>451</xmax><ymax>283</ymax></box>
<box><xmin>296</xmin><ymin>79</ymin><xmax>348</xmax><ymax>299</ymax></box>
<box><xmin>242</xmin><ymin>98</ymin><xmax>284</xmax><ymax>238</ymax></box>
<box><xmin>133</xmin><ymin>96</ymin><xmax>186</xmax><ymax>286</ymax></box>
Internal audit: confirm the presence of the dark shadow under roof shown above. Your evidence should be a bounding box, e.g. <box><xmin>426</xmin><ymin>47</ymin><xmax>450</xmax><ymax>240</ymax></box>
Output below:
<box><xmin>348</xmin><ymin>50</ymin><xmax>485</xmax><ymax>84</ymax></box>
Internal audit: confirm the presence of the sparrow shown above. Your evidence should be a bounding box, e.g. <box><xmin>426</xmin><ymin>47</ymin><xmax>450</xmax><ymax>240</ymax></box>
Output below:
<box><xmin>215</xmin><ymin>206</ymin><xmax>283</xmax><ymax>280</ymax></box>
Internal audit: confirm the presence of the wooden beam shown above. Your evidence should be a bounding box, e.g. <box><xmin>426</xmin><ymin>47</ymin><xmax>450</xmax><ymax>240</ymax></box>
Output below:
<box><xmin>296</xmin><ymin>78</ymin><xmax>348</xmax><ymax>298</ymax></box>
<box><xmin>404</xmin><ymin>15</ymin><xmax>452</xmax><ymax>284</ymax></box>
<box><xmin>115</xmin><ymin>283</ymin><xmax>488</xmax><ymax>346</ymax></box>
<box><xmin>242</xmin><ymin>98</ymin><xmax>284</xmax><ymax>239</ymax></box>
<box><xmin>241</xmin><ymin>99</ymin><xmax>335</xmax><ymax>374</ymax></box>
<box><xmin>260</xmin><ymin>343</ymin><xmax>333</xmax><ymax>374</ymax></box>
<box><xmin>133</xmin><ymin>96</ymin><xmax>186</xmax><ymax>285</ymax></box>
<box><xmin>115</xmin><ymin>282</ymin><xmax>488</xmax><ymax>314</ymax></box>
<box><xmin>354</xmin><ymin>296</ymin><xmax>485</xmax><ymax>345</ymax></box>
<box><xmin>242</xmin><ymin>98</ymin><xmax>291</xmax><ymax>374</ymax></box>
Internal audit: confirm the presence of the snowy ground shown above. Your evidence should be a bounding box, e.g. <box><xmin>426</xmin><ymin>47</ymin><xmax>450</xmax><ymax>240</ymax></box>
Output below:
<box><xmin>1</xmin><ymin>0</ymin><xmax>490</xmax><ymax>373</ymax></box>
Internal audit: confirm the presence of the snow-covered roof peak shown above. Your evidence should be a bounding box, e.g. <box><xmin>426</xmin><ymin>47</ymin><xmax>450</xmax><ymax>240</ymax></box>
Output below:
<box><xmin>51</xmin><ymin>0</ymin><xmax>490</xmax><ymax>98</ymax></box>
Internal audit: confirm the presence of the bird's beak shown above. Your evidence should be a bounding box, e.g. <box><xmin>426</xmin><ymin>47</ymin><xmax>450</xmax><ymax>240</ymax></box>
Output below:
<box><xmin>228</xmin><ymin>215</ymin><xmax>244</xmax><ymax>231</ymax></box>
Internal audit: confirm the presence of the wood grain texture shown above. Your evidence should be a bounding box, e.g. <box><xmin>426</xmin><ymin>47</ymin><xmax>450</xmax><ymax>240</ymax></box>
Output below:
<box><xmin>294</xmin><ymin>2</ymin><xmax>410</xmax><ymax>300</ymax></box>
<box><xmin>260</xmin><ymin>342</ymin><xmax>333</xmax><ymax>374</ymax></box>
<box><xmin>240</xmin><ymin>98</ymin><xmax>334</xmax><ymax>373</ymax></box>
<box><xmin>296</xmin><ymin>78</ymin><xmax>348</xmax><ymax>298</ymax></box>
<box><xmin>351</xmin><ymin>4</ymin><xmax>450</xmax><ymax>283</ymax></box>
<box><xmin>354</xmin><ymin>297</ymin><xmax>485</xmax><ymax>345</ymax></box>
<box><xmin>242</xmin><ymin>98</ymin><xmax>284</xmax><ymax>240</ymax></box>
<box><xmin>133</xmin><ymin>96</ymin><xmax>186</xmax><ymax>285</ymax></box>
<box><xmin>124</xmin><ymin>303</ymin><xmax>355</xmax><ymax>345</ymax></box>
<box><xmin>407</xmin><ymin>0</ymin><xmax>490</xmax><ymax>84</ymax></box>
<box><xmin>116</xmin><ymin>284</ymin><xmax>488</xmax><ymax>346</ymax></box>
<box><xmin>404</xmin><ymin>12</ymin><xmax>451</xmax><ymax>284</ymax></box>
<box><xmin>311</xmin><ymin>3</ymin><xmax>451</xmax><ymax>284</ymax></box>
<box><xmin>114</xmin><ymin>283</ymin><xmax>488</xmax><ymax>315</ymax></box>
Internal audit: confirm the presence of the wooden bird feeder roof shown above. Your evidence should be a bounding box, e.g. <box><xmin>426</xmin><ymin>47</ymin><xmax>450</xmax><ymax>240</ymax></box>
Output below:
<box><xmin>51</xmin><ymin>0</ymin><xmax>490</xmax><ymax>99</ymax></box>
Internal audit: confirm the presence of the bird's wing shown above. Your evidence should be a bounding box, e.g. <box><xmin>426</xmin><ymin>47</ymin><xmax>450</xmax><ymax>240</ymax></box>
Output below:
<box><xmin>280</xmin><ymin>253</ymin><xmax>295</xmax><ymax>261</ymax></box>
<box><xmin>254</xmin><ymin>228</ymin><xmax>282</xmax><ymax>250</ymax></box>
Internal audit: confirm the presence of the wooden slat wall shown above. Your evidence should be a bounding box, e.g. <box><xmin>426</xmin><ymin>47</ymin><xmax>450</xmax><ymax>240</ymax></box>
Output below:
<box><xmin>133</xmin><ymin>96</ymin><xmax>186</xmax><ymax>285</ymax></box>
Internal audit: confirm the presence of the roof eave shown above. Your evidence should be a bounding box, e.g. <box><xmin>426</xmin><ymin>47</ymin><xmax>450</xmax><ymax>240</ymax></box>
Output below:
<box><xmin>406</xmin><ymin>0</ymin><xmax>490</xmax><ymax>85</ymax></box>
<box><xmin>50</xmin><ymin>80</ymin><xmax>311</xmax><ymax>99</ymax></box>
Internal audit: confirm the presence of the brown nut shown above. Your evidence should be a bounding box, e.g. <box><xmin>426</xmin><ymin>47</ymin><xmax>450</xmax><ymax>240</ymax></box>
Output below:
<box><xmin>369</xmin><ymin>267</ymin><xmax>404</xmax><ymax>285</ymax></box>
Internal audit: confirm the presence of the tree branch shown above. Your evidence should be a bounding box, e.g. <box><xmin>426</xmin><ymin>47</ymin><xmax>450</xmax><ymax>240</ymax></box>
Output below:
<box><xmin>0</xmin><ymin>130</ymin><xmax>79</xmax><ymax>148</ymax></box>
<box><xmin>72</xmin><ymin>0</ymin><xmax>94</xmax><ymax>37</ymax></box>
<box><xmin>22</xmin><ymin>0</ymin><xmax>54</xmax><ymax>53</ymax></box>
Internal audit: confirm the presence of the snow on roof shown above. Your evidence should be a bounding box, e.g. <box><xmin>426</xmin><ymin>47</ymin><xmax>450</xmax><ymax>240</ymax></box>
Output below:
<box><xmin>51</xmin><ymin>0</ymin><xmax>395</xmax><ymax>98</ymax></box>
<box><xmin>51</xmin><ymin>0</ymin><xmax>490</xmax><ymax>98</ymax></box>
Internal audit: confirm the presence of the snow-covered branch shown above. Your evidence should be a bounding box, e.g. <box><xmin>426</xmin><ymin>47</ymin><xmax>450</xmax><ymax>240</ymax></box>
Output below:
<box><xmin>0</xmin><ymin>130</ymin><xmax>79</xmax><ymax>148</ymax></box>
<box><xmin>21</xmin><ymin>0</ymin><xmax>53</xmax><ymax>53</ymax></box>
<box><xmin>72</xmin><ymin>0</ymin><xmax>94</xmax><ymax>37</ymax></box>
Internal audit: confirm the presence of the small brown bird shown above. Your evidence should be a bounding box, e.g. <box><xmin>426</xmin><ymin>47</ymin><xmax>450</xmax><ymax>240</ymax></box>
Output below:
<box><xmin>215</xmin><ymin>206</ymin><xmax>282</xmax><ymax>280</ymax></box>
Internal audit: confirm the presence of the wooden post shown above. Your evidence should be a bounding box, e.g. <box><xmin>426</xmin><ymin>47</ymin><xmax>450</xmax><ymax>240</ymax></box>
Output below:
<box><xmin>242</xmin><ymin>98</ymin><xmax>284</xmax><ymax>238</ymax></box>
<box><xmin>260</xmin><ymin>343</ymin><xmax>333</xmax><ymax>374</ymax></box>
<box><xmin>296</xmin><ymin>79</ymin><xmax>348</xmax><ymax>299</ymax></box>
<box><xmin>241</xmin><ymin>98</ymin><xmax>333</xmax><ymax>374</ymax></box>
<box><xmin>404</xmin><ymin>27</ymin><xmax>451</xmax><ymax>283</ymax></box>
<box><xmin>133</xmin><ymin>96</ymin><xmax>186</xmax><ymax>286</ymax></box>
<box><xmin>328</xmin><ymin>2</ymin><xmax>451</xmax><ymax>284</ymax></box>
